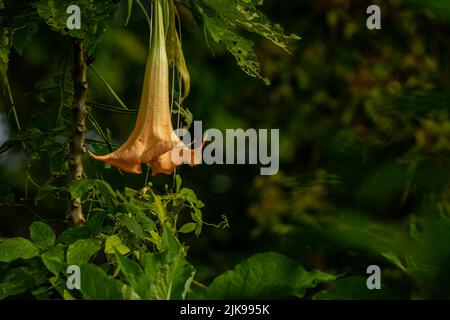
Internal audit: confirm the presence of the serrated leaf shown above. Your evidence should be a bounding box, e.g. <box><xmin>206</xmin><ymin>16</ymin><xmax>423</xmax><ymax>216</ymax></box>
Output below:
<box><xmin>30</xmin><ymin>221</ymin><xmax>56</xmax><ymax>249</ymax></box>
<box><xmin>66</xmin><ymin>238</ymin><xmax>102</xmax><ymax>265</ymax></box>
<box><xmin>0</xmin><ymin>238</ymin><xmax>39</xmax><ymax>262</ymax></box>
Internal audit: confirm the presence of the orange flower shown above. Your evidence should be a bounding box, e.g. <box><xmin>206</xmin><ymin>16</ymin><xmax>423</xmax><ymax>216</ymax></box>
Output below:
<box><xmin>88</xmin><ymin>0</ymin><xmax>201</xmax><ymax>175</ymax></box>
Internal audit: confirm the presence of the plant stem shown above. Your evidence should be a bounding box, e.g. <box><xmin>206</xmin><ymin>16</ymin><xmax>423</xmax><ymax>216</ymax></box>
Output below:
<box><xmin>67</xmin><ymin>39</ymin><xmax>88</xmax><ymax>226</ymax></box>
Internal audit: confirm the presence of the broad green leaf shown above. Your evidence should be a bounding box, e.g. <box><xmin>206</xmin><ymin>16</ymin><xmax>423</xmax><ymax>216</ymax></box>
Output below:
<box><xmin>105</xmin><ymin>235</ymin><xmax>130</xmax><ymax>255</ymax></box>
<box><xmin>80</xmin><ymin>264</ymin><xmax>124</xmax><ymax>300</ymax></box>
<box><xmin>114</xmin><ymin>251</ymin><xmax>148</xmax><ymax>299</ymax></box>
<box><xmin>194</xmin><ymin>252</ymin><xmax>336</xmax><ymax>299</ymax></box>
<box><xmin>87</xmin><ymin>211</ymin><xmax>109</xmax><ymax>235</ymax></box>
<box><xmin>57</xmin><ymin>226</ymin><xmax>91</xmax><ymax>244</ymax></box>
<box><xmin>0</xmin><ymin>238</ymin><xmax>39</xmax><ymax>262</ymax></box>
<box><xmin>178</xmin><ymin>222</ymin><xmax>197</xmax><ymax>234</ymax></box>
<box><xmin>0</xmin><ymin>267</ymin><xmax>47</xmax><ymax>300</ymax></box>
<box><xmin>314</xmin><ymin>276</ymin><xmax>397</xmax><ymax>300</ymax></box>
<box><xmin>162</xmin><ymin>223</ymin><xmax>184</xmax><ymax>260</ymax></box>
<box><xmin>142</xmin><ymin>252</ymin><xmax>196</xmax><ymax>300</ymax></box>
<box><xmin>30</xmin><ymin>221</ymin><xmax>56</xmax><ymax>249</ymax></box>
<box><xmin>66</xmin><ymin>238</ymin><xmax>102</xmax><ymax>265</ymax></box>
<box><xmin>41</xmin><ymin>246</ymin><xmax>65</xmax><ymax>276</ymax></box>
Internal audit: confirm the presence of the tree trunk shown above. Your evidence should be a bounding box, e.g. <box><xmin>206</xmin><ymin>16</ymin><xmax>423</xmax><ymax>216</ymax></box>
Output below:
<box><xmin>67</xmin><ymin>39</ymin><xmax>88</xmax><ymax>226</ymax></box>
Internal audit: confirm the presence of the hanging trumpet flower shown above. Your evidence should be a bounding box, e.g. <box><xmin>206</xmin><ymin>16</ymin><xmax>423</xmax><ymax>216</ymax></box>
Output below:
<box><xmin>88</xmin><ymin>0</ymin><xmax>201</xmax><ymax>175</ymax></box>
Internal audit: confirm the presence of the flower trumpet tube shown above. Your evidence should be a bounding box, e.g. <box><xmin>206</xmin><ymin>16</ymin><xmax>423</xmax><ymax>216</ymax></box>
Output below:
<box><xmin>88</xmin><ymin>0</ymin><xmax>202</xmax><ymax>175</ymax></box>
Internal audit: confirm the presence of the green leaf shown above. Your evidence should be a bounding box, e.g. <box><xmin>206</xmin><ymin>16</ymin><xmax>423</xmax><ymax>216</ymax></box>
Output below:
<box><xmin>0</xmin><ymin>238</ymin><xmax>39</xmax><ymax>262</ymax></box>
<box><xmin>94</xmin><ymin>179</ymin><xmax>118</xmax><ymax>210</ymax></box>
<box><xmin>66</xmin><ymin>238</ymin><xmax>102</xmax><ymax>265</ymax></box>
<box><xmin>68</xmin><ymin>179</ymin><xmax>94</xmax><ymax>199</ymax></box>
<box><xmin>125</xmin><ymin>0</ymin><xmax>133</xmax><ymax>26</ymax></box>
<box><xmin>120</xmin><ymin>215</ymin><xmax>145</xmax><ymax>239</ymax></box>
<box><xmin>142</xmin><ymin>252</ymin><xmax>196</xmax><ymax>300</ymax></box>
<box><xmin>30</xmin><ymin>221</ymin><xmax>56</xmax><ymax>249</ymax></box>
<box><xmin>57</xmin><ymin>226</ymin><xmax>91</xmax><ymax>244</ymax></box>
<box><xmin>194</xmin><ymin>252</ymin><xmax>336</xmax><ymax>299</ymax></box>
<box><xmin>193</xmin><ymin>2</ymin><xmax>268</xmax><ymax>84</ymax></box>
<box><xmin>314</xmin><ymin>276</ymin><xmax>397</xmax><ymax>300</ymax></box>
<box><xmin>178</xmin><ymin>222</ymin><xmax>197</xmax><ymax>234</ymax></box>
<box><xmin>134</xmin><ymin>210</ymin><xmax>156</xmax><ymax>233</ymax></box>
<box><xmin>41</xmin><ymin>245</ymin><xmax>65</xmax><ymax>276</ymax></box>
<box><xmin>200</xmin><ymin>0</ymin><xmax>299</xmax><ymax>51</ymax></box>
<box><xmin>162</xmin><ymin>224</ymin><xmax>184</xmax><ymax>259</ymax></box>
<box><xmin>87</xmin><ymin>211</ymin><xmax>108</xmax><ymax>235</ymax></box>
<box><xmin>175</xmin><ymin>175</ymin><xmax>182</xmax><ymax>193</ymax></box>
<box><xmin>114</xmin><ymin>250</ymin><xmax>148</xmax><ymax>299</ymax></box>
<box><xmin>0</xmin><ymin>267</ymin><xmax>47</xmax><ymax>300</ymax></box>
<box><xmin>105</xmin><ymin>234</ymin><xmax>130</xmax><ymax>255</ymax></box>
<box><xmin>80</xmin><ymin>264</ymin><xmax>124</xmax><ymax>300</ymax></box>
<box><xmin>191</xmin><ymin>0</ymin><xmax>299</xmax><ymax>84</ymax></box>
<box><xmin>35</xmin><ymin>0</ymin><xmax>119</xmax><ymax>52</ymax></box>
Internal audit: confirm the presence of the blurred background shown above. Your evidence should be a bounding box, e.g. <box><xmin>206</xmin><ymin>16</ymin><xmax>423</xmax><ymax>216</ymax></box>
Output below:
<box><xmin>1</xmin><ymin>0</ymin><xmax>450</xmax><ymax>298</ymax></box>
